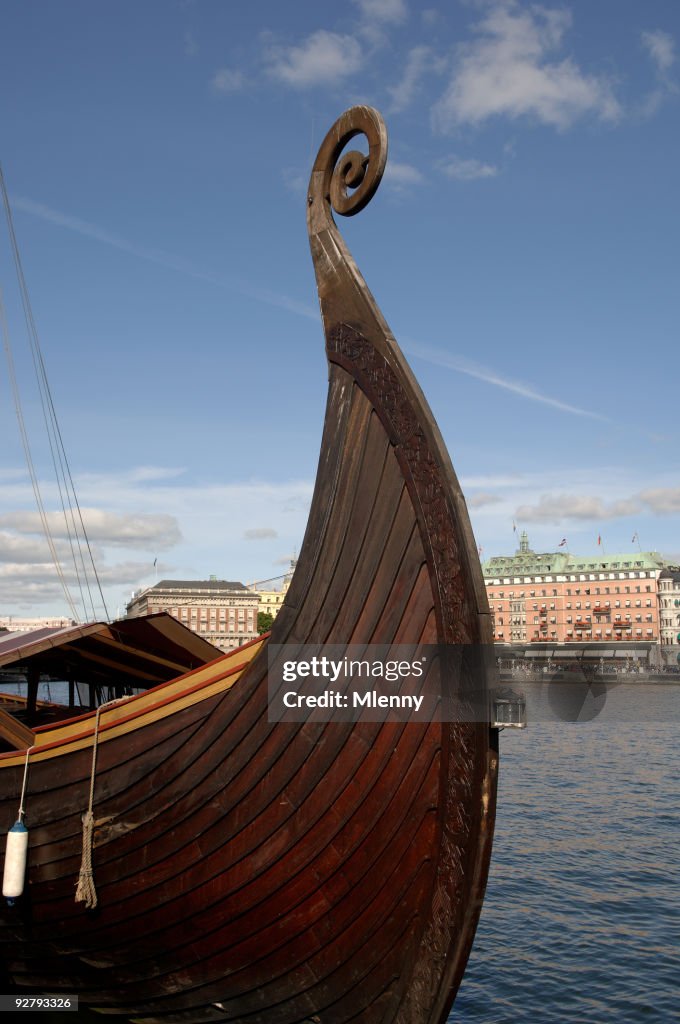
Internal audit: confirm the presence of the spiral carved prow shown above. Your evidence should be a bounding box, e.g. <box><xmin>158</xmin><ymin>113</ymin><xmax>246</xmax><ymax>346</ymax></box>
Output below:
<box><xmin>307</xmin><ymin>106</ymin><xmax>389</xmax><ymax>346</ymax></box>
<box><xmin>307</xmin><ymin>106</ymin><xmax>387</xmax><ymax>230</ymax></box>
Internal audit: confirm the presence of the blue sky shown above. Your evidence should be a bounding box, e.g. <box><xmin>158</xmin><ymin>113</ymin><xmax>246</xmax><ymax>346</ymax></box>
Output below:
<box><xmin>0</xmin><ymin>0</ymin><xmax>678</xmax><ymax>619</ymax></box>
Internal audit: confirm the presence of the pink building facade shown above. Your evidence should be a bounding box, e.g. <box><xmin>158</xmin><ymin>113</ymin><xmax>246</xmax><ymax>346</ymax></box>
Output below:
<box><xmin>483</xmin><ymin>533</ymin><xmax>664</xmax><ymax>646</ymax></box>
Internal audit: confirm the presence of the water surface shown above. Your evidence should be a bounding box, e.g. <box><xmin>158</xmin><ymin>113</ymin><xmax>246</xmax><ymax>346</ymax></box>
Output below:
<box><xmin>453</xmin><ymin>684</ymin><xmax>680</xmax><ymax>1023</ymax></box>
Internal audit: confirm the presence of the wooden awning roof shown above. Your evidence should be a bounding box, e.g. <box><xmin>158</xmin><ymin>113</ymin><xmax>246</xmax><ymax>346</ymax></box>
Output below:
<box><xmin>0</xmin><ymin>612</ymin><xmax>221</xmax><ymax>689</ymax></box>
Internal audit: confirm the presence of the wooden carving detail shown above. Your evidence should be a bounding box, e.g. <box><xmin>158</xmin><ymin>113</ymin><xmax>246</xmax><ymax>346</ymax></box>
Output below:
<box><xmin>307</xmin><ymin>105</ymin><xmax>387</xmax><ymax>219</ymax></box>
<box><xmin>327</xmin><ymin>322</ymin><xmax>472</xmax><ymax>644</ymax></box>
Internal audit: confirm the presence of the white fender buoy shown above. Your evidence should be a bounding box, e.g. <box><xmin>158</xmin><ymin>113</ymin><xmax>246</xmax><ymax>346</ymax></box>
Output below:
<box><xmin>3</xmin><ymin>820</ymin><xmax>28</xmax><ymax>901</ymax></box>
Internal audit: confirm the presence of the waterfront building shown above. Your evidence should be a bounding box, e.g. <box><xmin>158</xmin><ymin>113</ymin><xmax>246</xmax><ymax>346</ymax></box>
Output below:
<box><xmin>658</xmin><ymin>566</ymin><xmax>680</xmax><ymax>654</ymax></box>
<box><xmin>0</xmin><ymin>615</ymin><xmax>75</xmax><ymax>633</ymax></box>
<box><xmin>126</xmin><ymin>578</ymin><xmax>259</xmax><ymax>651</ymax></box>
<box><xmin>482</xmin><ymin>532</ymin><xmax>664</xmax><ymax>645</ymax></box>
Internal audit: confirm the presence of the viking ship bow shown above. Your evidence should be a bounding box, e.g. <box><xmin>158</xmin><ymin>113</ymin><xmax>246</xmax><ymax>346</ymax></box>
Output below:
<box><xmin>0</xmin><ymin>107</ymin><xmax>497</xmax><ymax>1023</ymax></box>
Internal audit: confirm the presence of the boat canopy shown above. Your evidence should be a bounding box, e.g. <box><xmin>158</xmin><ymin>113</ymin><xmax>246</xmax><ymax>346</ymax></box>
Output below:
<box><xmin>0</xmin><ymin>612</ymin><xmax>221</xmax><ymax>695</ymax></box>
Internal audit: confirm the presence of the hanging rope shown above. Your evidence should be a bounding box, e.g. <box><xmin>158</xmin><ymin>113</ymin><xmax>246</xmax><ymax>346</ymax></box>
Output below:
<box><xmin>75</xmin><ymin>696</ymin><xmax>132</xmax><ymax>908</ymax></box>
<box><xmin>75</xmin><ymin>705</ymin><xmax>102</xmax><ymax>908</ymax></box>
<box><xmin>18</xmin><ymin>745</ymin><xmax>33</xmax><ymax>822</ymax></box>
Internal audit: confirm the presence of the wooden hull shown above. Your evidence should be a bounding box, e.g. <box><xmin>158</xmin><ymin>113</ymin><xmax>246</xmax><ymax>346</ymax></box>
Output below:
<box><xmin>0</xmin><ymin>107</ymin><xmax>497</xmax><ymax>1022</ymax></box>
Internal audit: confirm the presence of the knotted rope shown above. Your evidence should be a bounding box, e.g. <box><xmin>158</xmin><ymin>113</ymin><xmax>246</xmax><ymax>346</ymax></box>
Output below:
<box><xmin>75</xmin><ymin>703</ymin><xmax>102</xmax><ymax>908</ymax></box>
<box><xmin>75</xmin><ymin>696</ymin><xmax>132</xmax><ymax>909</ymax></box>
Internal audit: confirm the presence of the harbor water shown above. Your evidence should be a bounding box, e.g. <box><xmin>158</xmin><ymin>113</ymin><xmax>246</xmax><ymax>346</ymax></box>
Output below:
<box><xmin>453</xmin><ymin>681</ymin><xmax>680</xmax><ymax>1023</ymax></box>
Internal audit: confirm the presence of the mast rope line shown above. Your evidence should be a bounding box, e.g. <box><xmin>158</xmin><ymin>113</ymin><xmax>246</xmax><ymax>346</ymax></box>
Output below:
<box><xmin>26</xmin><ymin>309</ymin><xmax>102</xmax><ymax>619</ymax></box>
<box><xmin>0</xmin><ymin>285</ymin><xmax>79</xmax><ymax>619</ymax></box>
<box><xmin>1</xmin><ymin>163</ymin><xmax>102</xmax><ymax>619</ymax></box>
<box><xmin>0</xmin><ymin>162</ymin><xmax>109</xmax><ymax>621</ymax></box>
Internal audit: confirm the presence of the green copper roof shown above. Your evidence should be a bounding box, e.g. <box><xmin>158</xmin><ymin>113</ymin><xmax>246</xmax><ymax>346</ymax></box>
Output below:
<box><xmin>482</xmin><ymin>532</ymin><xmax>665</xmax><ymax>578</ymax></box>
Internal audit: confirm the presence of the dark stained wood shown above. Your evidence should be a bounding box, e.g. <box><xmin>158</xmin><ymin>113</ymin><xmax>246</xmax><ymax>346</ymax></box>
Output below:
<box><xmin>0</xmin><ymin>106</ymin><xmax>497</xmax><ymax>1022</ymax></box>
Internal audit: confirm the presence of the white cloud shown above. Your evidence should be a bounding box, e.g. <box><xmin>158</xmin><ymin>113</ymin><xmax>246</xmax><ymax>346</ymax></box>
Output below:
<box><xmin>388</xmin><ymin>45</ymin><xmax>432</xmax><ymax>112</ymax></box>
<box><xmin>638</xmin><ymin>488</ymin><xmax>680</xmax><ymax>515</ymax></box>
<box><xmin>126</xmin><ymin>466</ymin><xmax>187</xmax><ymax>483</ymax></box>
<box><xmin>438</xmin><ymin>155</ymin><xmax>499</xmax><ymax>180</ymax></box>
<box><xmin>514</xmin><ymin>487</ymin><xmax>680</xmax><ymax>523</ymax></box>
<box><xmin>212</xmin><ymin>68</ymin><xmax>244</xmax><ymax>93</ymax></box>
<box><xmin>433</xmin><ymin>1</ymin><xmax>621</xmax><ymax>131</ymax></box>
<box><xmin>384</xmin><ymin>160</ymin><xmax>425</xmax><ymax>190</ymax></box>
<box><xmin>468</xmin><ymin>493</ymin><xmax>503</xmax><ymax>509</ymax></box>
<box><xmin>353</xmin><ymin>0</ymin><xmax>407</xmax><ymax>24</ymax></box>
<box><xmin>243</xmin><ymin>527</ymin><xmax>278</xmax><ymax>541</ymax></box>
<box><xmin>0</xmin><ymin>510</ymin><xmax>181</xmax><ymax>549</ymax></box>
<box><xmin>0</xmin><ymin>558</ymin><xmax>159</xmax><ymax>609</ymax></box>
<box><xmin>1</xmin><ymin>468</ymin><xmax>314</xmax><ymax>617</ymax></box>
<box><xmin>642</xmin><ymin>29</ymin><xmax>676</xmax><ymax>74</ymax></box>
<box><xmin>515</xmin><ymin>494</ymin><xmax>641</xmax><ymax>523</ymax></box>
<box><xmin>455</xmin><ymin>466</ymin><xmax>680</xmax><ymax>564</ymax></box>
<box><xmin>265</xmin><ymin>30</ymin><xmax>363</xmax><ymax>88</ymax></box>
<box><xmin>0</xmin><ymin>504</ymin><xmax>181</xmax><ymax>616</ymax></box>
<box><xmin>273</xmin><ymin>554</ymin><xmax>296</xmax><ymax>567</ymax></box>
<box><xmin>0</xmin><ymin>532</ymin><xmax>54</xmax><ymax>564</ymax></box>
<box><xmin>639</xmin><ymin>29</ymin><xmax>677</xmax><ymax>115</ymax></box>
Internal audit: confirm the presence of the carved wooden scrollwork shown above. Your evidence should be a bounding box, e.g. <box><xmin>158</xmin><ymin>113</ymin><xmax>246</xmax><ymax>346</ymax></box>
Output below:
<box><xmin>307</xmin><ymin>105</ymin><xmax>387</xmax><ymax>220</ymax></box>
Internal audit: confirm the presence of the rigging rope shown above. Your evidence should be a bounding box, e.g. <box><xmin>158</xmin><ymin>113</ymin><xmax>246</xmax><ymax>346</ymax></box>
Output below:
<box><xmin>0</xmin><ymin>285</ymin><xmax>79</xmax><ymax>619</ymax></box>
<box><xmin>0</xmin><ymin>163</ymin><xmax>109</xmax><ymax>621</ymax></box>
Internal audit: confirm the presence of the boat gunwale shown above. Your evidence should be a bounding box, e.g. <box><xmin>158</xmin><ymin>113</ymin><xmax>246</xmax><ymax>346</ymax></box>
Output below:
<box><xmin>0</xmin><ymin>634</ymin><xmax>267</xmax><ymax>765</ymax></box>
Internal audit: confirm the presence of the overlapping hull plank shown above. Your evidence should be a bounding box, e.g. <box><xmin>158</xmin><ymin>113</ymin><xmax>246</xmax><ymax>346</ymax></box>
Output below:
<box><xmin>0</xmin><ymin>106</ymin><xmax>497</xmax><ymax>1023</ymax></box>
